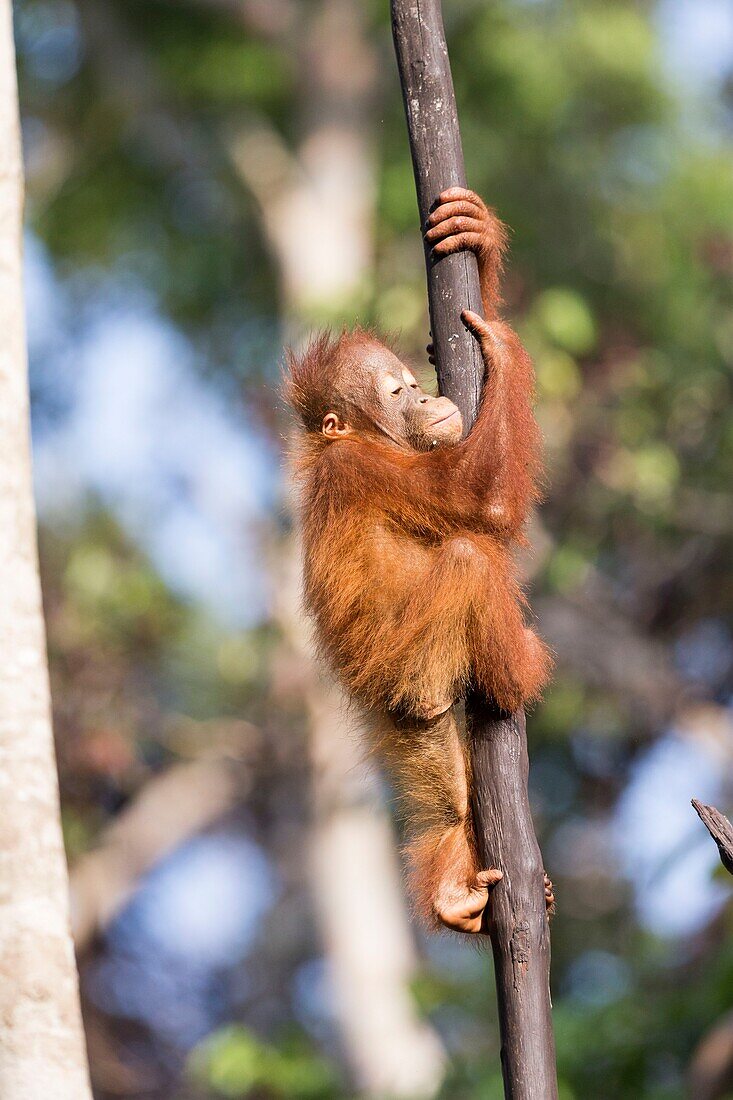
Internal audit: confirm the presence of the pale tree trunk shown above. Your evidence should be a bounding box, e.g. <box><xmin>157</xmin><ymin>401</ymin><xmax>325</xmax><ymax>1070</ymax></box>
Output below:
<box><xmin>0</xmin><ymin>5</ymin><xmax>93</xmax><ymax>1097</ymax></box>
<box><xmin>306</xmin><ymin>677</ymin><xmax>445</xmax><ymax>1098</ymax></box>
<box><xmin>231</xmin><ymin>2</ymin><xmax>446</xmax><ymax>1094</ymax></box>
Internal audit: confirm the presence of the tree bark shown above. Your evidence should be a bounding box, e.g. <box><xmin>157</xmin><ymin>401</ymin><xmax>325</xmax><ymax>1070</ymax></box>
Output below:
<box><xmin>391</xmin><ymin>2</ymin><xmax>558</xmax><ymax>1096</ymax></box>
<box><xmin>692</xmin><ymin>799</ymin><xmax>733</xmax><ymax>876</ymax></box>
<box><xmin>0</xmin><ymin>3</ymin><xmax>93</xmax><ymax>1096</ymax></box>
<box><xmin>391</xmin><ymin>0</ymin><xmax>484</xmax><ymax>427</ymax></box>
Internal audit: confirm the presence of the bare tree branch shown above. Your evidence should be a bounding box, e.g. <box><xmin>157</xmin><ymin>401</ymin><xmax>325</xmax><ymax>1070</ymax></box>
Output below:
<box><xmin>392</xmin><ymin>3</ymin><xmax>557</xmax><ymax>1094</ymax></box>
<box><xmin>692</xmin><ymin>800</ymin><xmax>733</xmax><ymax>876</ymax></box>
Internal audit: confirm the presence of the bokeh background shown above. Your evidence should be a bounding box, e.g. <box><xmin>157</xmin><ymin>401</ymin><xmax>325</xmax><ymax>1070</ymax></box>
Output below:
<box><xmin>15</xmin><ymin>0</ymin><xmax>733</xmax><ymax>1096</ymax></box>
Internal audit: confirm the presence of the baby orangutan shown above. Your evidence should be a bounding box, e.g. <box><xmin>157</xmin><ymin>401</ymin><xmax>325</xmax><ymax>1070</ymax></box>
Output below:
<box><xmin>286</xmin><ymin>187</ymin><xmax>553</xmax><ymax>933</ymax></box>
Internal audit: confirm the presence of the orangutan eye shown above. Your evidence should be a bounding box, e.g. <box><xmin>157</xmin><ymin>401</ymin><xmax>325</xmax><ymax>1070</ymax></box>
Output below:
<box><xmin>383</xmin><ymin>372</ymin><xmax>403</xmax><ymax>397</ymax></box>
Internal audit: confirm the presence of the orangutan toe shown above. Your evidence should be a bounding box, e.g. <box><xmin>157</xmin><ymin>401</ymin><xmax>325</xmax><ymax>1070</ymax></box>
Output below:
<box><xmin>544</xmin><ymin>871</ymin><xmax>555</xmax><ymax>916</ymax></box>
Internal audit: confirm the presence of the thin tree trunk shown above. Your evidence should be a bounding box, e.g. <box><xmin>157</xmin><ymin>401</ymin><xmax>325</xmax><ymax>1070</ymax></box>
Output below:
<box><xmin>0</xmin><ymin>4</ymin><xmax>92</xmax><ymax>1095</ymax></box>
<box><xmin>391</xmin><ymin>2</ymin><xmax>558</xmax><ymax>1096</ymax></box>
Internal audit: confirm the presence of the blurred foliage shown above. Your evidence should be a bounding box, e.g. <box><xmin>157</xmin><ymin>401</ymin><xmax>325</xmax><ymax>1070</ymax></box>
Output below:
<box><xmin>190</xmin><ymin>1026</ymin><xmax>339</xmax><ymax>1099</ymax></box>
<box><xmin>14</xmin><ymin>0</ymin><xmax>733</xmax><ymax>1096</ymax></box>
<box><xmin>41</xmin><ymin>509</ymin><xmax>276</xmax><ymax>842</ymax></box>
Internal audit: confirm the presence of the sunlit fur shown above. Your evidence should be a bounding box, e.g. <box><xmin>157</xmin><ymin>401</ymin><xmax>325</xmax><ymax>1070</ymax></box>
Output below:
<box><xmin>285</xmin><ymin>197</ymin><xmax>552</xmax><ymax>931</ymax></box>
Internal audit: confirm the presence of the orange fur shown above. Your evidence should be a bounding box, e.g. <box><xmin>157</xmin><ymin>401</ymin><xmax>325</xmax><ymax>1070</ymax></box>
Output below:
<box><xmin>290</xmin><ymin>320</ymin><xmax>551</xmax><ymax>717</ymax></box>
<box><xmin>285</xmin><ymin>196</ymin><xmax>552</xmax><ymax>931</ymax></box>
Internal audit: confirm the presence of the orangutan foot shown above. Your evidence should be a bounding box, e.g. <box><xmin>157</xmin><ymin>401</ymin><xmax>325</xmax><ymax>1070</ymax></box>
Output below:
<box><xmin>433</xmin><ymin>867</ymin><xmax>503</xmax><ymax>934</ymax></box>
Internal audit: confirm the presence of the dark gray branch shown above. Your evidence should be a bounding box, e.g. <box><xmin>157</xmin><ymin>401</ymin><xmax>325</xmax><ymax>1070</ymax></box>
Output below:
<box><xmin>391</xmin><ymin>2</ymin><xmax>558</xmax><ymax>1096</ymax></box>
<box><xmin>692</xmin><ymin>799</ymin><xmax>733</xmax><ymax>876</ymax></box>
<box><xmin>391</xmin><ymin>0</ymin><xmax>484</xmax><ymax>427</ymax></box>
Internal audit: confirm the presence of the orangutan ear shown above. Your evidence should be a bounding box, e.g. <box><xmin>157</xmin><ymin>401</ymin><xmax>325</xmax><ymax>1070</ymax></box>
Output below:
<box><xmin>321</xmin><ymin>412</ymin><xmax>353</xmax><ymax>440</ymax></box>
